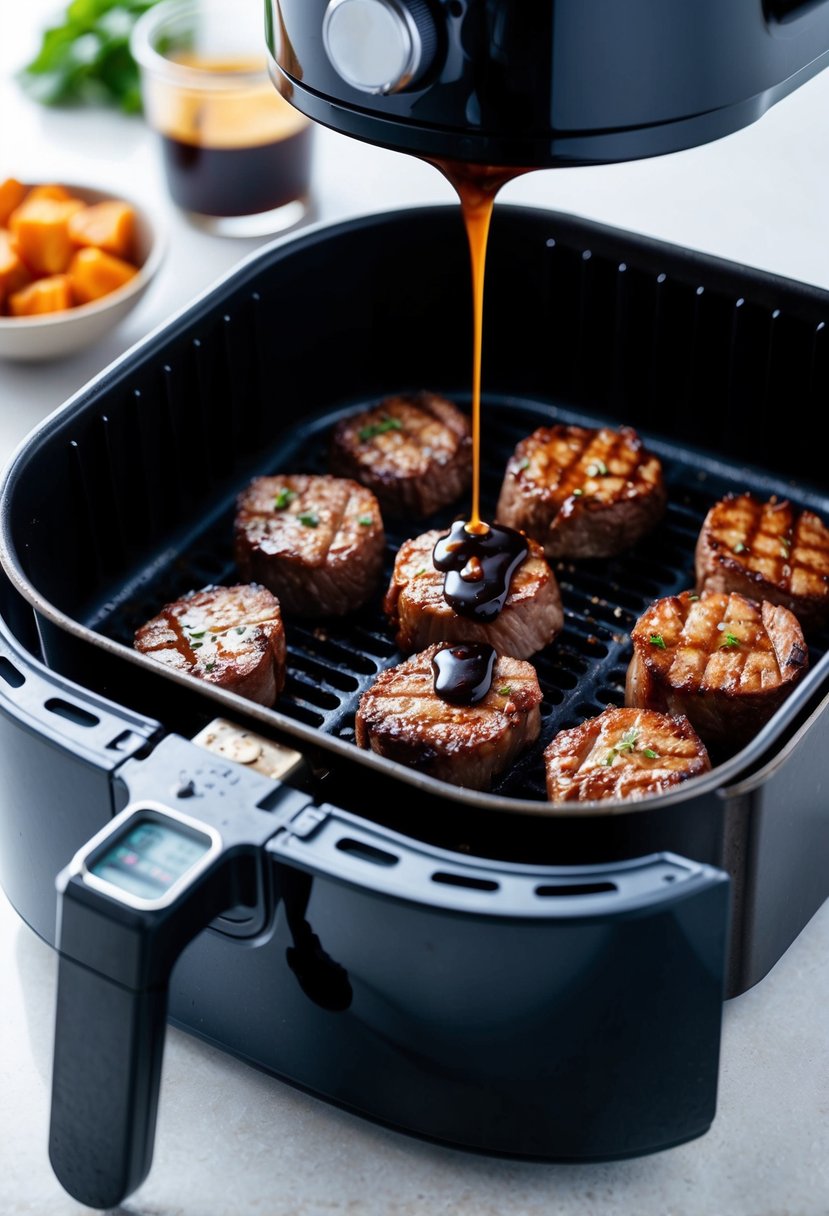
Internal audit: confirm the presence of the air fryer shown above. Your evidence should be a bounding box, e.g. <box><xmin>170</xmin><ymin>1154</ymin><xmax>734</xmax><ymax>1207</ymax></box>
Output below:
<box><xmin>5</xmin><ymin>0</ymin><xmax>829</xmax><ymax>1207</ymax></box>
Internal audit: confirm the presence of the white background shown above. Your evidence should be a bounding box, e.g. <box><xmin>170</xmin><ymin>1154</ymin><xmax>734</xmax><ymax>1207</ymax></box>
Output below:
<box><xmin>1</xmin><ymin>3</ymin><xmax>829</xmax><ymax>1213</ymax></box>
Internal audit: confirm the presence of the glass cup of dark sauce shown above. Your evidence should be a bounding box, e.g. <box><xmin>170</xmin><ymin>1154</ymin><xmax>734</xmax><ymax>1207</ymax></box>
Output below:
<box><xmin>131</xmin><ymin>0</ymin><xmax>312</xmax><ymax>237</ymax></box>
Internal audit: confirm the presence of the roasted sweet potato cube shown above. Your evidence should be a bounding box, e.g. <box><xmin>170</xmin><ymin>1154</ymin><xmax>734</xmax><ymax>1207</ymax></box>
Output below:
<box><xmin>0</xmin><ymin>230</ymin><xmax>30</xmax><ymax>310</ymax></box>
<box><xmin>10</xmin><ymin>198</ymin><xmax>85</xmax><ymax>275</ymax></box>
<box><xmin>9</xmin><ymin>274</ymin><xmax>73</xmax><ymax>316</ymax></box>
<box><xmin>0</xmin><ymin>179</ymin><xmax>26</xmax><ymax>226</ymax></box>
<box><xmin>68</xmin><ymin>201</ymin><xmax>136</xmax><ymax>259</ymax></box>
<box><xmin>25</xmin><ymin>183</ymin><xmax>73</xmax><ymax>203</ymax></box>
<box><xmin>69</xmin><ymin>247</ymin><xmax>138</xmax><ymax>304</ymax></box>
<box><xmin>0</xmin><ymin>229</ymin><xmax>31</xmax><ymax>309</ymax></box>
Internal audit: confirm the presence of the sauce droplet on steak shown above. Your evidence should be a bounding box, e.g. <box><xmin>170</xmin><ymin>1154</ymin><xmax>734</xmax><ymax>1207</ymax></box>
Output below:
<box><xmin>431</xmin><ymin>642</ymin><xmax>497</xmax><ymax>706</ymax></box>
<box><xmin>433</xmin><ymin>520</ymin><xmax>529</xmax><ymax>621</ymax></box>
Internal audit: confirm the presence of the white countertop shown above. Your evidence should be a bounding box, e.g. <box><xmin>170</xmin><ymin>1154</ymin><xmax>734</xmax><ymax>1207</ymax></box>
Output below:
<box><xmin>2</xmin><ymin>6</ymin><xmax>829</xmax><ymax>1214</ymax></box>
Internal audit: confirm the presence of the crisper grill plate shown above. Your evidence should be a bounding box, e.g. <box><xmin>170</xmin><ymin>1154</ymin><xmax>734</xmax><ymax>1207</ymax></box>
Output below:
<box><xmin>86</xmin><ymin>394</ymin><xmax>829</xmax><ymax>802</ymax></box>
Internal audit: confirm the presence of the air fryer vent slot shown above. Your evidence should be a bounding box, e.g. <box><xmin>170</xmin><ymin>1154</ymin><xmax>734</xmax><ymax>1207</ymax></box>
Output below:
<box><xmin>535</xmin><ymin>881</ymin><xmax>618</xmax><ymax>898</ymax></box>
<box><xmin>45</xmin><ymin>699</ymin><xmax>99</xmax><ymax>729</ymax></box>
<box><xmin>431</xmin><ymin>872</ymin><xmax>499</xmax><ymax>892</ymax></box>
<box><xmin>0</xmin><ymin>658</ymin><xmax>24</xmax><ymax>689</ymax></box>
<box><xmin>335</xmin><ymin>838</ymin><xmax>399</xmax><ymax>867</ymax></box>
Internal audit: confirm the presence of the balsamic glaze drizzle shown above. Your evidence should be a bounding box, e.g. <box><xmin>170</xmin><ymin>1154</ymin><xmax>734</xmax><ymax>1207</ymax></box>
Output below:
<box><xmin>432</xmin><ymin>520</ymin><xmax>529</xmax><ymax>622</ymax></box>
<box><xmin>431</xmin><ymin>642</ymin><xmax>497</xmax><ymax>706</ymax></box>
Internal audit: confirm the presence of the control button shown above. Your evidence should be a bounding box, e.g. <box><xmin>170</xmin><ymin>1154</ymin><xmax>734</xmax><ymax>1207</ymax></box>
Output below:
<box><xmin>191</xmin><ymin>718</ymin><xmax>307</xmax><ymax>783</ymax></box>
<box><xmin>287</xmin><ymin>807</ymin><xmax>330</xmax><ymax>839</ymax></box>
<box><xmin>322</xmin><ymin>0</ymin><xmax>438</xmax><ymax>95</ymax></box>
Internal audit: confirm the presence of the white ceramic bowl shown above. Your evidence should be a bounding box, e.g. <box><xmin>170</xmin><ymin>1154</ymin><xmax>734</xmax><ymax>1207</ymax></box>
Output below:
<box><xmin>0</xmin><ymin>183</ymin><xmax>164</xmax><ymax>362</ymax></box>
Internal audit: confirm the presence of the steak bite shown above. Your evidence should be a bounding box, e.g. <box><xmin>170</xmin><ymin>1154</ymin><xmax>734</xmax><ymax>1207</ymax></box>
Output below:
<box><xmin>384</xmin><ymin>528</ymin><xmax>563</xmax><ymax>658</ymax></box>
<box><xmin>695</xmin><ymin>493</ymin><xmax>829</xmax><ymax>631</ymax></box>
<box><xmin>355</xmin><ymin>644</ymin><xmax>542</xmax><ymax>790</ymax></box>
<box><xmin>626</xmin><ymin>589</ymin><xmax>809</xmax><ymax>750</ymax></box>
<box><xmin>544</xmin><ymin>707</ymin><xmax>711</xmax><ymax>804</ymax></box>
<box><xmin>496</xmin><ymin>423</ymin><xmax>666</xmax><ymax>559</ymax></box>
<box><xmin>134</xmin><ymin>583</ymin><xmax>286</xmax><ymax>706</ymax></box>
<box><xmin>329</xmin><ymin>391</ymin><xmax>472</xmax><ymax>518</ymax></box>
<box><xmin>234</xmin><ymin>474</ymin><xmax>384</xmax><ymax>618</ymax></box>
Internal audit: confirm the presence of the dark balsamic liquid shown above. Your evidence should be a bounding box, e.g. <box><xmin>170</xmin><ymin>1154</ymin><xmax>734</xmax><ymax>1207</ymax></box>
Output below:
<box><xmin>430</xmin><ymin>160</ymin><xmax>526</xmax><ymax>534</ymax></box>
<box><xmin>433</xmin><ymin>520</ymin><xmax>529</xmax><ymax>622</ymax></box>
<box><xmin>421</xmin><ymin>158</ymin><xmax>533</xmax><ymax>618</ymax></box>
<box><xmin>160</xmin><ymin>125</ymin><xmax>312</xmax><ymax>217</ymax></box>
<box><xmin>431</xmin><ymin>642</ymin><xmax>497</xmax><ymax>706</ymax></box>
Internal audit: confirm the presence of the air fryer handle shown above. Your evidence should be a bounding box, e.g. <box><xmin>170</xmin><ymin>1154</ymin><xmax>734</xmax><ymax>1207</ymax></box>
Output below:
<box><xmin>48</xmin><ymin>853</ymin><xmax>244</xmax><ymax>1211</ymax></box>
<box><xmin>47</xmin><ymin>794</ymin><xmax>298</xmax><ymax>1210</ymax></box>
<box><xmin>49</xmin><ymin>957</ymin><xmax>167</xmax><ymax>1208</ymax></box>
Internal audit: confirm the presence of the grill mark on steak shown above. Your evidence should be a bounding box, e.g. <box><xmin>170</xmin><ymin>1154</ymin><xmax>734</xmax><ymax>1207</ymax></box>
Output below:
<box><xmin>329</xmin><ymin>392</ymin><xmax>472</xmax><ymax>518</ymax></box>
<box><xmin>553</xmin><ymin>427</ymin><xmax>635</xmax><ymax>506</ymax></box>
<box><xmin>695</xmin><ymin>494</ymin><xmax>829</xmax><ymax>629</ymax></box>
<box><xmin>134</xmin><ymin>583</ymin><xmax>287</xmax><ymax>706</ymax></box>
<box><xmin>544</xmin><ymin>707</ymin><xmax>711</xmax><ymax>803</ymax></box>
<box><xmin>626</xmin><ymin>589</ymin><xmax>808</xmax><ymax>748</ymax></box>
<box><xmin>137</xmin><ymin>604</ymin><xmax>195</xmax><ymax>662</ymax></box>
<box><xmin>496</xmin><ymin>424</ymin><xmax>665</xmax><ymax>559</ymax></box>
<box><xmin>356</xmin><ymin>644</ymin><xmax>542</xmax><ymax>790</ymax></box>
<box><xmin>234</xmin><ymin>474</ymin><xmax>385</xmax><ymax>618</ymax></box>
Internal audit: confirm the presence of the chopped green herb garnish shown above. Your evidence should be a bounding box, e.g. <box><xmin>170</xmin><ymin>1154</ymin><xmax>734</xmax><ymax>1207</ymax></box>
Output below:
<box><xmin>273</xmin><ymin>487</ymin><xmax>297</xmax><ymax>510</ymax></box>
<box><xmin>733</xmin><ymin>542</ymin><xmax>747</xmax><ymax>554</ymax></box>
<box><xmin>497</xmin><ymin>685</ymin><xmax>512</xmax><ymax>696</ymax></box>
<box><xmin>358</xmin><ymin>416</ymin><xmax>403</xmax><ymax>441</ymax></box>
<box><xmin>191</xmin><ymin>642</ymin><xmax>203</xmax><ymax>650</ymax></box>
<box><xmin>689</xmin><ymin>594</ymin><xmax>700</xmax><ymax>601</ymax></box>
<box><xmin>298</xmin><ymin>512</ymin><xmax>319</xmax><ymax>528</ymax></box>
<box><xmin>188</xmin><ymin>629</ymin><xmax>206</xmax><ymax>638</ymax></box>
<box><xmin>606</xmin><ymin>728</ymin><xmax>645</xmax><ymax>766</ymax></box>
<box><xmin>518</xmin><ymin>457</ymin><xmax>530</xmax><ymax>471</ymax></box>
<box><xmin>358</xmin><ymin>514</ymin><xmax>373</xmax><ymax>526</ymax></box>
<box><xmin>649</xmin><ymin>633</ymin><xmax>667</xmax><ymax>649</ymax></box>
<box><xmin>586</xmin><ymin>459</ymin><xmax>609</xmax><ymax>477</ymax></box>
<box><xmin>415</xmin><ymin>566</ymin><xmax>427</xmax><ymax>575</ymax></box>
<box><xmin>205</xmin><ymin>661</ymin><xmax>216</xmax><ymax>672</ymax></box>
<box><xmin>642</xmin><ymin>748</ymin><xmax>658</xmax><ymax>759</ymax></box>
<box><xmin>572</xmin><ymin>488</ymin><xmax>584</xmax><ymax>497</ymax></box>
<box><xmin>719</xmin><ymin>631</ymin><xmax>740</xmax><ymax>649</ymax></box>
<box><xmin>618</xmin><ymin>727</ymin><xmax>640</xmax><ymax>753</ymax></box>
<box><xmin>235</xmin><ymin>626</ymin><xmax>246</xmax><ymax>635</ymax></box>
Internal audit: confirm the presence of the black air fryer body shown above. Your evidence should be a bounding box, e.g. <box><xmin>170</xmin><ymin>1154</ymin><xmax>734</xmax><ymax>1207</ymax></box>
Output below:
<box><xmin>267</xmin><ymin>0</ymin><xmax>829</xmax><ymax>165</ymax></box>
<box><xmin>2</xmin><ymin>208</ymin><xmax>829</xmax><ymax>1208</ymax></box>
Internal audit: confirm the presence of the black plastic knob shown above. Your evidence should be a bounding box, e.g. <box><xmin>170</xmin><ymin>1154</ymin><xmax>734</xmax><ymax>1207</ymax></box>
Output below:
<box><xmin>322</xmin><ymin>0</ymin><xmax>438</xmax><ymax>95</ymax></box>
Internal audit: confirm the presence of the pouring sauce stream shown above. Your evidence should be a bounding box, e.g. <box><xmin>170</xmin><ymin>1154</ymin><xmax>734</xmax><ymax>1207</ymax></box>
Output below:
<box><xmin>423</xmin><ymin>162</ymin><xmax>531</xmax><ymax>703</ymax></box>
<box><xmin>434</xmin><ymin>161</ymin><xmax>522</xmax><ymax>534</ymax></box>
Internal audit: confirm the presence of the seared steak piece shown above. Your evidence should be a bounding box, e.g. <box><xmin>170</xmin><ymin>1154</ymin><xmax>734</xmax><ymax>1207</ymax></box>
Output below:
<box><xmin>384</xmin><ymin>528</ymin><xmax>563</xmax><ymax>658</ymax></box>
<box><xmin>695</xmin><ymin>493</ymin><xmax>829</xmax><ymax>631</ymax></box>
<box><xmin>626</xmin><ymin>589</ymin><xmax>809</xmax><ymax>749</ymax></box>
<box><xmin>234</xmin><ymin>474</ymin><xmax>384</xmax><ymax>618</ymax></box>
<box><xmin>355</xmin><ymin>644</ymin><xmax>542</xmax><ymax>790</ymax></box>
<box><xmin>135</xmin><ymin>583</ymin><xmax>286</xmax><ymax>706</ymax></box>
<box><xmin>496</xmin><ymin>424</ymin><xmax>666</xmax><ymax>559</ymax></box>
<box><xmin>329</xmin><ymin>391</ymin><xmax>471</xmax><ymax>518</ymax></box>
<box><xmin>544</xmin><ymin>707</ymin><xmax>710</xmax><ymax>803</ymax></box>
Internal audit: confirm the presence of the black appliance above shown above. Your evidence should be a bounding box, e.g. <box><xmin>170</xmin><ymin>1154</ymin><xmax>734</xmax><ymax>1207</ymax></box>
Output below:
<box><xmin>266</xmin><ymin>0</ymin><xmax>829</xmax><ymax>166</ymax></box>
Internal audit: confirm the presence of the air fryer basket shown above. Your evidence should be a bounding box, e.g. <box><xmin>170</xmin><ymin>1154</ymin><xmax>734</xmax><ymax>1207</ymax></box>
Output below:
<box><xmin>2</xmin><ymin>205</ymin><xmax>829</xmax><ymax>999</ymax></box>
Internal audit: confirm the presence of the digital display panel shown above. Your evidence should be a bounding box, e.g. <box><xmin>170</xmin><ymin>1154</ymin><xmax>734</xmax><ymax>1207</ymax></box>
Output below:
<box><xmin>89</xmin><ymin>818</ymin><xmax>212</xmax><ymax>901</ymax></box>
